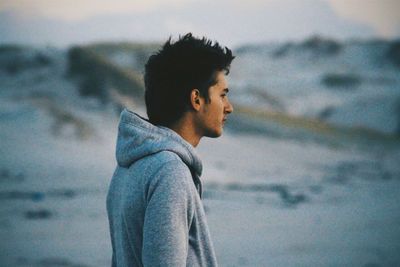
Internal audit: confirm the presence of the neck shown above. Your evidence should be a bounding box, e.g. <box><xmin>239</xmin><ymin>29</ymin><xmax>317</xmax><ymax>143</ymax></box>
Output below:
<box><xmin>169</xmin><ymin>114</ymin><xmax>202</xmax><ymax>147</ymax></box>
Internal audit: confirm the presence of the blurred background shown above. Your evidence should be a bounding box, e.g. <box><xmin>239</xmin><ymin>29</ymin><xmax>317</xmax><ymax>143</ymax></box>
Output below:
<box><xmin>1</xmin><ymin>0</ymin><xmax>400</xmax><ymax>266</ymax></box>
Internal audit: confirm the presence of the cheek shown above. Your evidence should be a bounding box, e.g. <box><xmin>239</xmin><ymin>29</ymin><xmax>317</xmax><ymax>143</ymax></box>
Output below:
<box><xmin>220</xmin><ymin>101</ymin><xmax>226</xmax><ymax>112</ymax></box>
<box><xmin>213</xmin><ymin>102</ymin><xmax>224</xmax><ymax>115</ymax></box>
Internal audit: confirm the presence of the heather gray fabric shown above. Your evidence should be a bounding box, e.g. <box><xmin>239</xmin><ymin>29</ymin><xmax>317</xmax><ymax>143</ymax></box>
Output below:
<box><xmin>106</xmin><ymin>109</ymin><xmax>218</xmax><ymax>267</ymax></box>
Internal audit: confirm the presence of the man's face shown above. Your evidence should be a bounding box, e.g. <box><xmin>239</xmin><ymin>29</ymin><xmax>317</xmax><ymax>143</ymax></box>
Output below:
<box><xmin>196</xmin><ymin>71</ymin><xmax>233</xmax><ymax>138</ymax></box>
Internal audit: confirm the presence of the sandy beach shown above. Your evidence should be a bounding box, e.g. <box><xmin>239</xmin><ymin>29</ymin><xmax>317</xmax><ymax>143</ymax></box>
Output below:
<box><xmin>1</xmin><ymin>44</ymin><xmax>400</xmax><ymax>267</ymax></box>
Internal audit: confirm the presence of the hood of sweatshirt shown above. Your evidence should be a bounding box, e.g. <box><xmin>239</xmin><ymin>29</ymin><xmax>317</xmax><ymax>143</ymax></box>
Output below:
<box><xmin>115</xmin><ymin>108</ymin><xmax>202</xmax><ymax>178</ymax></box>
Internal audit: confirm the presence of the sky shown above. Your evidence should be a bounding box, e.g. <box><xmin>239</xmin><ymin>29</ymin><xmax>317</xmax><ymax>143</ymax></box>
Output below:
<box><xmin>0</xmin><ymin>0</ymin><xmax>399</xmax><ymax>47</ymax></box>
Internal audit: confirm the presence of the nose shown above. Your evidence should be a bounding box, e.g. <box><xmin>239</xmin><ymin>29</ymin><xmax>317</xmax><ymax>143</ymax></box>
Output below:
<box><xmin>225</xmin><ymin>99</ymin><xmax>233</xmax><ymax>114</ymax></box>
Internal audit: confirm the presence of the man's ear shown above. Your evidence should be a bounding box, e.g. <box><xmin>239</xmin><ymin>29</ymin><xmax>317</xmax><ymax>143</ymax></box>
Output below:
<box><xmin>190</xmin><ymin>89</ymin><xmax>202</xmax><ymax>111</ymax></box>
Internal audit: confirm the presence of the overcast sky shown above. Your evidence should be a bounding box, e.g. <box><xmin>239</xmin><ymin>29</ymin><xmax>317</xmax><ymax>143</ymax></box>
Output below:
<box><xmin>1</xmin><ymin>0</ymin><xmax>399</xmax><ymax>47</ymax></box>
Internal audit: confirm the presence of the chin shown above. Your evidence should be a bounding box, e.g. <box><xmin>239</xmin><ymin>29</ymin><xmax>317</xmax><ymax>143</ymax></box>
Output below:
<box><xmin>205</xmin><ymin>129</ymin><xmax>223</xmax><ymax>138</ymax></box>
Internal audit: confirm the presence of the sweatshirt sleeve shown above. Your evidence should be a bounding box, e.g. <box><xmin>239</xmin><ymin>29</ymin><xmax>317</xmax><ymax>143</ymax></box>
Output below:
<box><xmin>142</xmin><ymin>160</ymin><xmax>195</xmax><ymax>267</ymax></box>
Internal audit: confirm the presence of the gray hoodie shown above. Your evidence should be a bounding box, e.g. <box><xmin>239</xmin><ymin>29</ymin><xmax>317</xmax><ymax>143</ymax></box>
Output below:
<box><xmin>106</xmin><ymin>109</ymin><xmax>218</xmax><ymax>267</ymax></box>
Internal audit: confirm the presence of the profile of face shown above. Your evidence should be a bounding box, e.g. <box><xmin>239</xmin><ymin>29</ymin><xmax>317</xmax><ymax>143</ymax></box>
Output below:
<box><xmin>194</xmin><ymin>71</ymin><xmax>234</xmax><ymax>138</ymax></box>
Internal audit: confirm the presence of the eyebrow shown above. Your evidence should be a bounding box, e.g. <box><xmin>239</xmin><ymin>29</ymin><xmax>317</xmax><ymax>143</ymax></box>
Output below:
<box><xmin>223</xmin><ymin>88</ymin><xmax>229</xmax><ymax>93</ymax></box>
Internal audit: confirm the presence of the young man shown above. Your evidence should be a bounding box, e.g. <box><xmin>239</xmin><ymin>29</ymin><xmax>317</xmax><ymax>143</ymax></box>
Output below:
<box><xmin>107</xmin><ymin>33</ymin><xmax>234</xmax><ymax>267</ymax></box>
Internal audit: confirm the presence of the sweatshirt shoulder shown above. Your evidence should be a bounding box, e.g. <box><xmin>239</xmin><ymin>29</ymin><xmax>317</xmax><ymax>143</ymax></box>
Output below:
<box><xmin>153</xmin><ymin>151</ymin><xmax>191</xmax><ymax>177</ymax></box>
<box><xmin>153</xmin><ymin>150</ymin><xmax>183</xmax><ymax>164</ymax></box>
<box><xmin>139</xmin><ymin>150</ymin><xmax>184</xmax><ymax>169</ymax></box>
<box><xmin>138</xmin><ymin>150</ymin><xmax>191</xmax><ymax>180</ymax></box>
<box><xmin>144</xmin><ymin>151</ymin><xmax>195</xmax><ymax>200</ymax></box>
